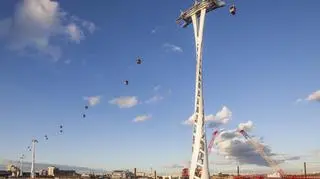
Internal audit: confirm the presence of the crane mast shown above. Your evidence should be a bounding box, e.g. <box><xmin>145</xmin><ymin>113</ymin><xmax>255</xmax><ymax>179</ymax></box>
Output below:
<box><xmin>239</xmin><ymin>130</ymin><xmax>285</xmax><ymax>178</ymax></box>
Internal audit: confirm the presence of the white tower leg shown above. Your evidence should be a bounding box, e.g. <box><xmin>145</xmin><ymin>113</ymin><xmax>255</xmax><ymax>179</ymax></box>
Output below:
<box><xmin>31</xmin><ymin>139</ymin><xmax>38</xmax><ymax>178</ymax></box>
<box><xmin>189</xmin><ymin>9</ymin><xmax>210</xmax><ymax>179</ymax></box>
<box><xmin>19</xmin><ymin>156</ymin><xmax>23</xmax><ymax>177</ymax></box>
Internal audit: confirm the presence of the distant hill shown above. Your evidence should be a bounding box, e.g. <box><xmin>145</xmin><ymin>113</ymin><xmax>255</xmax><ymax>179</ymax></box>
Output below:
<box><xmin>0</xmin><ymin>159</ymin><xmax>106</xmax><ymax>174</ymax></box>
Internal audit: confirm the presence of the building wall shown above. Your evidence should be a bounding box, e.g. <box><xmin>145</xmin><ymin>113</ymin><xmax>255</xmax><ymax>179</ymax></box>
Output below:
<box><xmin>137</xmin><ymin>172</ymin><xmax>146</xmax><ymax>176</ymax></box>
<box><xmin>211</xmin><ymin>176</ymin><xmax>233</xmax><ymax>179</ymax></box>
<box><xmin>48</xmin><ymin>166</ymin><xmax>56</xmax><ymax>176</ymax></box>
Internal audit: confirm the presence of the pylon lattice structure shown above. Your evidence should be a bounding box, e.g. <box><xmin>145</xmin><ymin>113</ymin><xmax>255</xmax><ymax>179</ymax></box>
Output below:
<box><xmin>176</xmin><ymin>1</ymin><xmax>226</xmax><ymax>179</ymax></box>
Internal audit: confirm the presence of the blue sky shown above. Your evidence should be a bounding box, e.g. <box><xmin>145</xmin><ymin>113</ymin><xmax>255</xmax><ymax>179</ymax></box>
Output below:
<box><xmin>0</xmin><ymin>0</ymin><xmax>319</xmax><ymax>174</ymax></box>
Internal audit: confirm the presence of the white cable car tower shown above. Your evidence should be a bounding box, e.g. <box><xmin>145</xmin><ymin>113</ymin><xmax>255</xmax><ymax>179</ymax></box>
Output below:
<box><xmin>30</xmin><ymin>139</ymin><xmax>38</xmax><ymax>178</ymax></box>
<box><xmin>176</xmin><ymin>1</ymin><xmax>233</xmax><ymax>179</ymax></box>
<box><xmin>19</xmin><ymin>154</ymin><xmax>25</xmax><ymax>177</ymax></box>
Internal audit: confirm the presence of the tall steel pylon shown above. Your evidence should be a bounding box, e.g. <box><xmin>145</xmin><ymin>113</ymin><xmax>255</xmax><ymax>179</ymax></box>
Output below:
<box><xmin>31</xmin><ymin>139</ymin><xmax>38</xmax><ymax>178</ymax></box>
<box><xmin>190</xmin><ymin>8</ymin><xmax>209</xmax><ymax>179</ymax></box>
<box><xmin>19</xmin><ymin>154</ymin><xmax>24</xmax><ymax>177</ymax></box>
<box><xmin>176</xmin><ymin>1</ymin><xmax>226</xmax><ymax>179</ymax></box>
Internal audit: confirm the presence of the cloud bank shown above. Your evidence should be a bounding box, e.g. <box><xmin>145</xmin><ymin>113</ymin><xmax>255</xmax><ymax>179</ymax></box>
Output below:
<box><xmin>214</xmin><ymin>121</ymin><xmax>300</xmax><ymax>166</ymax></box>
<box><xmin>183</xmin><ymin>106</ymin><xmax>232</xmax><ymax>127</ymax></box>
<box><xmin>0</xmin><ymin>0</ymin><xmax>95</xmax><ymax>61</ymax></box>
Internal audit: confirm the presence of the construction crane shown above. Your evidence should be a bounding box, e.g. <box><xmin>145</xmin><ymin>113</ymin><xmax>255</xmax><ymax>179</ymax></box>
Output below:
<box><xmin>238</xmin><ymin>129</ymin><xmax>285</xmax><ymax>178</ymax></box>
<box><xmin>208</xmin><ymin>130</ymin><xmax>219</xmax><ymax>154</ymax></box>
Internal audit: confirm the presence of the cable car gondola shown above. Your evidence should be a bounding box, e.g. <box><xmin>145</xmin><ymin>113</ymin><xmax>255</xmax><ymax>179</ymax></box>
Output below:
<box><xmin>229</xmin><ymin>4</ymin><xmax>236</xmax><ymax>15</ymax></box>
<box><xmin>136</xmin><ymin>58</ymin><xmax>142</xmax><ymax>64</ymax></box>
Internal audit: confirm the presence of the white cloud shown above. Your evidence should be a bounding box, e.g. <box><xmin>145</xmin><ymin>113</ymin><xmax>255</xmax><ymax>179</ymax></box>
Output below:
<box><xmin>109</xmin><ymin>96</ymin><xmax>138</xmax><ymax>108</ymax></box>
<box><xmin>213</xmin><ymin>121</ymin><xmax>300</xmax><ymax>166</ymax></box>
<box><xmin>183</xmin><ymin>114</ymin><xmax>196</xmax><ymax>125</ymax></box>
<box><xmin>183</xmin><ymin>106</ymin><xmax>232</xmax><ymax>127</ymax></box>
<box><xmin>306</xmin><ymin>90</ymin><xmax>320</xmax><ymax>102</ymax></box>
<box><xmin>216</xmin><ymin>129</ymin><xmax>240</xmax><ymax>141</ymax></box>
<box><xmin>82</xmin><ymin>20</ymin><xmax>96</xmax><ymax>34</ymax></box>
<box><xmin>296</xmin><ymin>90</ymin><xmax>320</xmax><ymax>104</ymax></box>
<box><xmin>66</xmin><ymin>23</ymin><xmax>84</xmax><ymax>43</ymax></box>
<box><xmin>163</xmin><ymin>43</ymin><xmax>183</xmax><ymax>53</ymax></box>
<box><xmin>238</xmin><ymin>120</ymin><xmax>254</xmax><ymax>131</ymax></box>
<box><xmin>145</xmin><ymin>95</ymin><xmax>164</xmax><ymax>104</ymax></box>
<box><xmin>215</xmin><ymin>106</ymin><xmax>232</xmax><ymax>122</ymax></box>
<box><xmin>84</xmin><ymin>96</ymin><xmax>101</xmax><ymax>107</ymax></box>
<box><xmin>0</xmin><ymin>0</ymin><xmax>95</xmax><ymax>61</ymax></box>
<box><xmin>133</xmin><ymin>114</ymin><xmax>152</xmax><ymax>123</ymax></box>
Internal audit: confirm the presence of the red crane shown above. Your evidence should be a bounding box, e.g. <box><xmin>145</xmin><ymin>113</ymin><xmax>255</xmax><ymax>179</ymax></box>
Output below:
<box><xmin>208</xmin><ymin>130</ymin><xmax>219</xmax><ymax>154</ymax></box>
<box><xmin>238</xmin><ymin>129</ymin><xmax>285</xmax><ymax>178</ymax></box>
<box><xmin>182</xmin><ymin>168</ymin><xmax>189</xmax><ymax>179</ymax></box>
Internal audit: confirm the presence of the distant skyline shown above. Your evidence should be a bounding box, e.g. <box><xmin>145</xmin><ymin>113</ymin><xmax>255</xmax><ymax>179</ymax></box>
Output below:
<box><xmin>0</xmin><ymin>159</ymin><xmax>109</xmax><ymax>175</ymax></box>
<box><xmin>0</xmin><ymin>0</ymin><xmax>319</xmax><ymax>174</ymax></box>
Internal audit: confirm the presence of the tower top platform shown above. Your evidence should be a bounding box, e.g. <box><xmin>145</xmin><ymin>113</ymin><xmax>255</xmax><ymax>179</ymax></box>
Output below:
<box><xmin>176</xmin><ymin>0</ymin><xmax>225</xmax><ymax>28</ymax></box>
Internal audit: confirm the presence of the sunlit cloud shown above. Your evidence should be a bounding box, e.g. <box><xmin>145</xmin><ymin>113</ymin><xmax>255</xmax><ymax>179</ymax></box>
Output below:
<box><xmin>109</xmin><ymin>96</ymin><xmax>139</xmax><ymax>108</ymax></box>
<box><xmin>0</xmin><ymin>0</ymin><xmax>96</xmax><ymax>61</ymax></box>
<box><xmin>133</xmin><ymin>114</ymin><xmax>152</xmax><ymax>123</ymax></box>
<box><xmin>83</xmin><ymin>96</ymin><xmax>101</xmax><ymax>107</ymax></box>
<box><xmin>296</xmin><ymin>90</ymin><xmax>320</xmax><ymax>103</ymax></box>
<box><xmin>183</xmin><ymin>106</ymin><xmax>232</xmax><ymax>127</ymax></box>
<box><xmin>306</xmin><ymin>90</ymin><xmax>320</xmax><ymax>102</ymax></box>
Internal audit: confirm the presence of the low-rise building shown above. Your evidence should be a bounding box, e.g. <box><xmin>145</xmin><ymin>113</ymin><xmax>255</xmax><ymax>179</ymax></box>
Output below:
<box><xmin>0</xmin><ymin>170</ymin><xmax>11</xmax><ymax>178</ymax></box>
<box><xmin>47</xmin><ymin>166</ymin><xmax>78</xmax><ymax>177</ymax></box>
<box><xmin>112</xmin><ymin>170</ymin><xmax>134</xmax><ymax>179</ymax></box>
<box><xmin>137</xmin><ymin>172</ymin><xmax>146</xmax><ymax>177</ymax></box>
<box><xmin>48</xmin><ymin>166</ymin><xmax>58</xmax><ymax>176</ymax></box>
